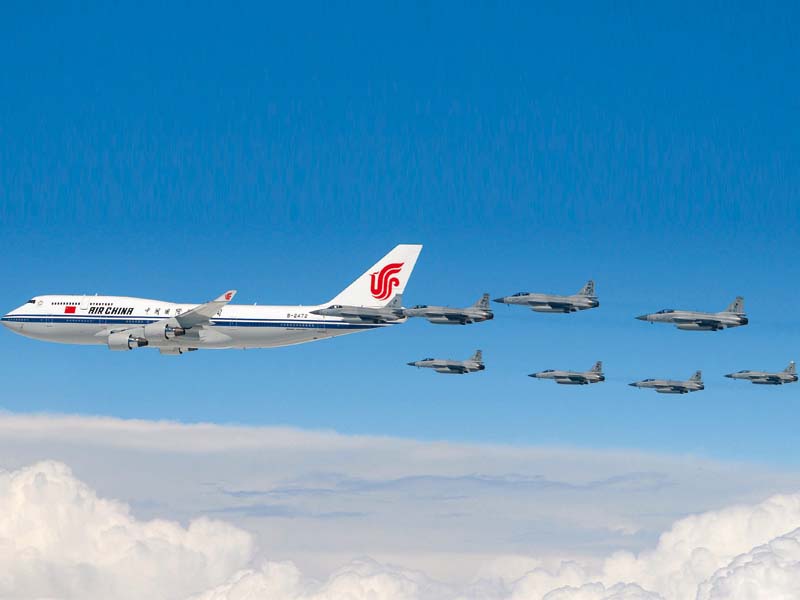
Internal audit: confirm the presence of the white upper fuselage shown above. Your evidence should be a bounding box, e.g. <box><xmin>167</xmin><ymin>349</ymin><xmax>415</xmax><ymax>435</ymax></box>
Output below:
<box><xmin>2</xmin><ymin>295</ymin><xmax>389</xmax><ymax>350</ymax></box>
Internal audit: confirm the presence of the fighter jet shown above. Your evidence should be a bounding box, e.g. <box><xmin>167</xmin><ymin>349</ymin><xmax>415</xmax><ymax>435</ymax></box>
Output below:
<box><xmin>725</xmin><ymin>361</ymin><xmax>797</xmax><ymax>385</ymax></box>
<box><xmin>529</xmin><ymin>361</ymin><xmax>605</xmax><ymax>385</ymax></box>
<box><xmin>407</xmin><ymin>350</ymin><xmax>485</xmax><ymax>374</ymax></box>
<box><xmin>310</xmin><ymin>294</ymin><xmax>405</xmax><ymax>324</ymax></box>
<box><xmin>403</xmin><ymin>294</ymin><xmax>493</xmax><ymax>325</ymax></box>
<box><xmin>629</xmin><ymin>371</ymin><xmax>704</xmax><ymax>394</ymax></box>
<box><xmin>636</xmin><ymin>297</ymin><xmax>747</xmax><ymax>331</ymax></box>
<box><xmin>493</xmin><ymin>280</ymin><xmax>598</xmax><ymax>313</ymax></box>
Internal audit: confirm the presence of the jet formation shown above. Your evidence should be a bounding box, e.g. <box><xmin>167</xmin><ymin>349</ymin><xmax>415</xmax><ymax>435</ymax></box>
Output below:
<box><xmin>2</xmin><ymin>246</ymin><xmax>790</xmax><ymax>393</ymax></box>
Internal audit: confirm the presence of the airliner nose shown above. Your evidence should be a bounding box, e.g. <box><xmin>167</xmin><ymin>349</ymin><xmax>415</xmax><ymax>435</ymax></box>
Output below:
<box><xmin>635</xmin><ymin>314</ymin><xmax>648</xmax><ymax>321</ymax></box>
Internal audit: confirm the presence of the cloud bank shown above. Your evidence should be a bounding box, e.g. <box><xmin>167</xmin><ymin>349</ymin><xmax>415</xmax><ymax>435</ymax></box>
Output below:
<box><xmin>2</xmin><ymin>414</ymin><xmax>800</xmax><ymax>598</ymax></box>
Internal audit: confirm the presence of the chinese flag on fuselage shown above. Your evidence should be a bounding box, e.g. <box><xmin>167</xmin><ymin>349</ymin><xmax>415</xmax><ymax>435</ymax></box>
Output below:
<box><xmin>64</xmin><ymin>306</ymin><xmax>76</xmax><ymax>314</ymax></box>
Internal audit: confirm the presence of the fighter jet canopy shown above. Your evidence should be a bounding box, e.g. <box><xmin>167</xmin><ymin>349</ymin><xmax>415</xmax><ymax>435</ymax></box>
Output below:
<box><xmin>656</xmin><ymin>309</ymin><xmax>675</xmax><ymax>314</ymax></box>
<box><xmin>511</xmin><ymin>292</ymin><xmax>530</xmax><ymax>297</ymax></box>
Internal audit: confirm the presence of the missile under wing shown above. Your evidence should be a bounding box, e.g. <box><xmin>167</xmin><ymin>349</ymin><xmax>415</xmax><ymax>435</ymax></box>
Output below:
<box><xmin>529</xmin><ymin>361</ymin><xmax>604</xmax><ymax>385</ymax></box>
<box><xmin>636</xmin><ymin>297</ymin><xmax>748</xmax><ymax>331</ymax></box>
<box><xmin>629</xmin><ymin>370</ymin><xmax>704</xmax><ymax>394</ymax></box>
<box><xmin>494</xmin><ymin>280</ymin><xmax>598</xmax><ymax>313</ymax></box>
<box><xmin>725</xmin><ymin>361</ymin><xmax>797</xmax><ymax>385</ymax></box>
<box><xmin>407</xmin><ymin>350</ymin><xmax>485</xmax><ymax>374</ymax></box>
<box><xmin>403</xmin><ymin>294</ymin><xmax>493</xmax><ymax>325</ymax></box>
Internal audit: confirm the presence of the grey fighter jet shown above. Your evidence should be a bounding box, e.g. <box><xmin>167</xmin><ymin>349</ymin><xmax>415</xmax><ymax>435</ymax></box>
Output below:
<box><xmin>725</xmin><ymin>361</ymin><xmax>797</xmax><ymax>385</ymax></box>
<box><xmin>529</xmin><ymin>361</ymin><xmax>605</xmax><ymax>385</ymax></box>
<box><xmin>636</xmin><ymin>297</ymin><xmax>748</xmax><ymax>331</ymax></box>
<box><xmin>310</xmin><ymin>294</ymin><xmax>405</xmax><ymax>324</ymax></box>
<box><xmin>493</xmin><ymin>280</ymin><xmax>598</xmax><ymax>313</ymax></box>
<box><xmin>629</xmin><ymin>371</ymin><xmax>704</xmax><ymax>394</ymax></box>
<box><xmin>407</xmin><ymin>350</ymin><xmax>485</xmax><ymax>374</ymax></box>
<box><xmin>403</xmin><ymin>294</ymin><xmax>493</xmax><ymax>325</ymax></box>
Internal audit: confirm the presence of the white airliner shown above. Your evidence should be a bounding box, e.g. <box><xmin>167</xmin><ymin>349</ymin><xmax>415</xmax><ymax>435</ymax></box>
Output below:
<box><xmin>1</xmin><ymin>245</ymin><xmax>422</xmax><ymax>355</ymax></box>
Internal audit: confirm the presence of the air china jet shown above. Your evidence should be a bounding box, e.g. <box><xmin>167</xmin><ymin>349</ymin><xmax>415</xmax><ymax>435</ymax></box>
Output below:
<box><xmin>1</xmin><ymin>245</ymin><xmax>422</xmax><ymax>355</ymax></box>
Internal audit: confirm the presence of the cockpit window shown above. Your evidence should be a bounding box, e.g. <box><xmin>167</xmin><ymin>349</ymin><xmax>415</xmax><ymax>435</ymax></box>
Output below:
<box><xmin>422</xmin><ymin>357</ymin><xmax>434</xmax><ymax>361</ymax></box>
<box><xmin>27</xmin><ymin>299</ymin><xmax>36</xmax><ymax>304</ymax></box>
<box><xmin>543</xmin><ymin>369</ymin><xmax>554</xmax><ymax>373</ymax></box>
<box><xmin>642</xmin><ymin>378</ymin><xmax>655</xmax><ymax>382</ymax></box>
<box><xmin>512</xmin><ymin>292</ymin><xmax>530</xmax><ymax>297</ymax></box>
<box><xmin>656</xmin><ymin>309</ymin><xmax>675</xmax><ymax>314</ymax></box>
<box><xmin>412</xmin><ymin>305</ymin><xmax>428</xmax><ymax>309</ymax></box>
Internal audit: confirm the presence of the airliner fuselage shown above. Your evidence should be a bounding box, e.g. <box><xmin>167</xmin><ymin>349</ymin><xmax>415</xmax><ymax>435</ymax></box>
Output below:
<box><xmin>1</xmin><ymin>244</ymin><xmax>423</xmax><ymax>355</ymax></box>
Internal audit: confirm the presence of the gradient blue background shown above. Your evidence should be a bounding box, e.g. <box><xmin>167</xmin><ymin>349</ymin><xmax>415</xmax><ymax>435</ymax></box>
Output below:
<box><xmin>1</xmin><ymin>3</ymin><xmax>798</xmax><ymax>463</ymax></box>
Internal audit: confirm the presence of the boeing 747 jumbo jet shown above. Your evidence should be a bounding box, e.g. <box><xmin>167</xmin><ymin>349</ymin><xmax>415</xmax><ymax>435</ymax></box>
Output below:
<box><xmin>1</xmin><ymin>245</ymin><xmax>422</xmax><ymax>355</ymax></box>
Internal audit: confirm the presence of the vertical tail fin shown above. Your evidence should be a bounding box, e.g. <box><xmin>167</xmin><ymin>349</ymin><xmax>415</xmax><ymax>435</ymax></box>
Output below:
<box><xmin>785</xmin><ymin>361</ymin><xmax>796</xmax><ymax>375</ymax></box>
<box><xmin>578</xmin><ymin>280</ymin><xmax>595</xmax><ymax>297</ymax></box>
<box><xmin>473</xmin><ymin>293</ymin><xmax>490</xmax><ymax>310</ymax></box>
<box><xmin>326</xmin><ymin>244</ymin><xmax>422</xmax><ymax>307</ymax></box>
<box><xmin>724</xmin><ymin>296</ymin><xmax>745</xmax><ymax>314</ymax></box>
<box><xmin>590</xmin><ymin>361</ymin><xmax>603</xmax><ymax>374</ymax></box>
<box><xmin>470</xmin><ymin>350</ymin><xmax>483</xmax><ymax>364</ymax></box>
<box><xmin>386</xmin><ymin>294</ymin><xmax>403</xmax><ymax>309</ymax></box>
<box><xmin>689</xmin><ymin>370</ymin><xmax>703</xmax><ymax>382</ymax></box>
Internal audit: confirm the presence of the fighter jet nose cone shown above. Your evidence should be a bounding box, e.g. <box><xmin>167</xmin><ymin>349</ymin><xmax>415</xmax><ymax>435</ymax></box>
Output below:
<box><xmin>492</xmin><ymin>298</ymin><xmax>504</xmax><ymax>304</ymax></box>
<box><xmin>528</xmin><ymin>373</ymin><xmax>536</xmax><ymax>378</ymax></box>
<box><xmin>724</xmin><ymin>373</ymin><xmax>733</xmax><ymax>378</ymax></box>
<box><xmin>628</xmin><ymin>382</ymin><xmax>638</xmax><ymax>387</ymax></box>
<box><xmin>635</xmin><ymin>314</ymin><xmax>648</xmax><ymax>321</ymax></box>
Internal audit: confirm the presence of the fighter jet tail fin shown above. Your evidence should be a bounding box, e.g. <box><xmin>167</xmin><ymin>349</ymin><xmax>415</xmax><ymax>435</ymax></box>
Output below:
<box><xmin>724</xmin><ymin>296</ymin><xmax>745</xmax><ymax>314</ymax></box>
<box><xmin>386</xmin><ymin>294</ymin><xmax>403</xmax><ymax>309</ymax></box>
<box><xmin>689</xmin><ymin>370</ymin><xmax>703</xmax><ymax>382</ymax></box>
<box><xmin>473</xmin><ymin>293</ymin><xmax>490</xmax><ymax>310</ymax></box>
<box><xmin>326</xmin><ymin>244</ymin><xmax>422</xmax><ymax>307</ymax></box>
<box><xmin>591</xmin><ymin>361</ymin><xmax>603</xmax><ymax>374</ymax></box>
<box><xmin>578</xmin><ymin>280</ymin><xmax>595</xmax><ymax>297</ymax></box>
<box><xmin>470</xmin><ymin>349</ymin><xmax>483</xmax><ymax>364</ymax></box>
<box><xmin>785</xmin><ymin>361</ymin><xmax>796</xmax><ymax>375</ymax></box>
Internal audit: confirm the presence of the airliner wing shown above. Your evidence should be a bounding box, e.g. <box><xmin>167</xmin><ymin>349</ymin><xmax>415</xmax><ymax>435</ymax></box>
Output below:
<box><xmin>175</xmin><ymin>290</ymin><xmax>237</xmax><ymax>328</ymax></box>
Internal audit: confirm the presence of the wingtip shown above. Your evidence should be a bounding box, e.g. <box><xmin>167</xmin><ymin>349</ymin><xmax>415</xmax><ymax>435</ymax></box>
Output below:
<box><xmin>216</xmin><ymin>290</ymin><xmax>237</xmax><ymax>302</ymax></box>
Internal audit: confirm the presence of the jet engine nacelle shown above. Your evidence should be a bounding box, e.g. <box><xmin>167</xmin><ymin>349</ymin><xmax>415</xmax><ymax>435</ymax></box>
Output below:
<box><xmin>107</xmin><ymin>331</ymin><xmax>149</xmax><ymax>351</ymax></box>
<box><xmin>143</xmin><ymin>322</ymin><xmax>187</xmax><ymax>340</ymax></box>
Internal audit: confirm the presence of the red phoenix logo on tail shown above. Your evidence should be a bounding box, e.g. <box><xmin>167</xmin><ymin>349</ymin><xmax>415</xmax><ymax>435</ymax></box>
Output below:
<box><xmin>370</xmin><ymin>262</ymin><xmax>404</xmax><ymax>300</ymax></box>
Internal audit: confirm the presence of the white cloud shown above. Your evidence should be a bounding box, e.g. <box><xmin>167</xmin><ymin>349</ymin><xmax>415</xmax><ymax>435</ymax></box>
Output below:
<box><xmin>0</xmin><ymin>461</ymin><xmax>252</xmax><ymax>600</ymax></box>
<box><xmin>4</xmin><ymin>414</ymin><xmax>800</xmax><ymax>598</ymax></box>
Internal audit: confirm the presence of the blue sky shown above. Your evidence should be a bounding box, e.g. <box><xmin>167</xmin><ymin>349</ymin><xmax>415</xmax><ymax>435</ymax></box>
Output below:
<box><xmin>1</xmin><ymin>3</ymin><xmax>798</xmax><ymax>464</ymax></box>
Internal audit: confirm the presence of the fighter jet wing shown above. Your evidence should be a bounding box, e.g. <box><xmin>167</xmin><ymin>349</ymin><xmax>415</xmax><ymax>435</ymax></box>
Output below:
<box><xmin>175</xmin><ymin>290</ymin><xmax>237</xmax><ymax>328</ymax></box>
<box><xmin>436</xmin><ymin>365</ymin><xmax>468</xmax><ymax>374</ymax></box>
